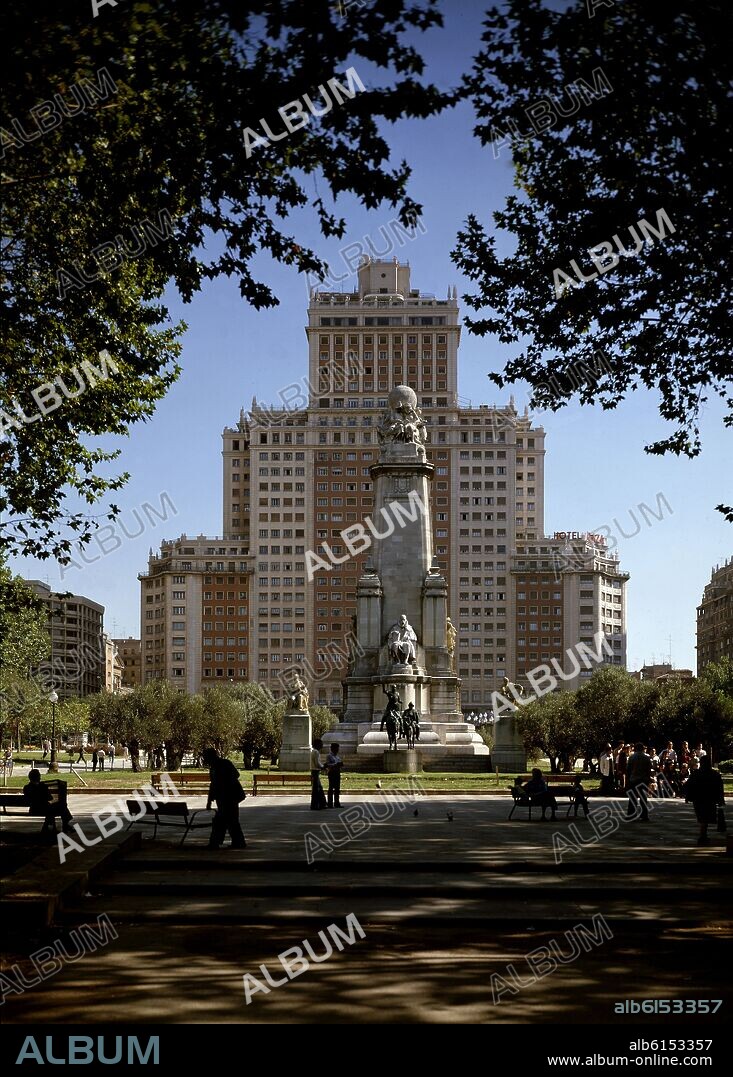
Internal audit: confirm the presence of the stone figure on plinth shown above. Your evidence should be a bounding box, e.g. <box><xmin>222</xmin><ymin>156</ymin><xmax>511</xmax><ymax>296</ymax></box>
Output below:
<box><xmin>377</xmin><ymin>385</ymin><xmax>427</xmax><ymax>446</ymax></box>
<box><xmin>286</xmin><ymin>673</ymin><xmax>309</xmax><ymax>712</ymax></box>
<box><xmin>500</xmin><ymin>676</ymin><xmax>523</xmax><ymax>707</ymax></box>
<box><xmin>446</xmin><ymin>617</ymin><xmax>457</xmax><ymax>668</ymax></box>
<box><xmin>280</xmin><ymin>673</ymin><xmax>313</xmax><ymax>772</ymax></box>
<box><xmin>388</xmin><ymin>613</ymin><xmax>417</xmax><ymax>666</ymax></box>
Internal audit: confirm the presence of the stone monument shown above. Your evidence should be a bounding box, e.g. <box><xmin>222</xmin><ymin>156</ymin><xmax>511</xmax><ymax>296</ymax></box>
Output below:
<box><xmin>491</xmin><ymin>677</ymin><xmax>527</xmax><ymax>773</ymax></box>
<box><xmin>278</xmin><ymin>672</ymin><xmax>312</xmax><ymax>772</ymax></box>
<box><xmin>321</xmin><ymin>386</ymin><xmax>489</xmax><ymax>766</ymax></box>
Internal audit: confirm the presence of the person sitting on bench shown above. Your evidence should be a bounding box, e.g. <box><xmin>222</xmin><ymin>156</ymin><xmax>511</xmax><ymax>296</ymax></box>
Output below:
<box><xmin>22</xmin><ymin>769</ymin><xmax>73</xmax><ymax>834</ymax></box>
<box><xmin>522</xmin><ymin>768</ymin><xmax>558</xmax><ymax>821</ymax></box>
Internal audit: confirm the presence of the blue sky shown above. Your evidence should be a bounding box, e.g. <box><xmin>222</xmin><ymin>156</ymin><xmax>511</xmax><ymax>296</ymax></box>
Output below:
<box><xmin>9</xmin><ymin>0</ymin><xmax>730</xmax><ymax>670</ymax></box>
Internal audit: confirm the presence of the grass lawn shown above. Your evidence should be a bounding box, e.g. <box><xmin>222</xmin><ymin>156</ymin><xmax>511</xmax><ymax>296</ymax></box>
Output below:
<box><xmin>4</xmin><ymin>752</ymin><xmax>730</xmax><ymax>792</ymax></box>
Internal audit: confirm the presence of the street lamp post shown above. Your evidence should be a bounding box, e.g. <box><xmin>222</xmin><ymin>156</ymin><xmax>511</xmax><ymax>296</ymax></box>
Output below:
<box><xmin>48</xmin><ymin>690</ymin><xmax>59</xmax><ymax>773</ymax></box>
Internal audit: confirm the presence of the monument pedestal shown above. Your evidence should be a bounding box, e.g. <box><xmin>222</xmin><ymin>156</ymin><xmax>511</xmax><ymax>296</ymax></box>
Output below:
<box><xmin>279</xmin><ymin>710</ymin><xmax>312</xmax><ymax>772</ymax></box>
<box><xmin>383</xmin><ymin>749</ymin><xmax>420</xmax><ymax>773</ymax></box>
<box><xmin>491</xmin><ymin>715</ymin><xmax>526</xmax><ymax>773</ymax></box>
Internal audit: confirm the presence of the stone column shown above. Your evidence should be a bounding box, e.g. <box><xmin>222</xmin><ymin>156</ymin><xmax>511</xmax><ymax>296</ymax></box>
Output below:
<box><xmin>370</xmin><ymin>442</ymin><xmax>433</xmax><ymax>643</ymax></box>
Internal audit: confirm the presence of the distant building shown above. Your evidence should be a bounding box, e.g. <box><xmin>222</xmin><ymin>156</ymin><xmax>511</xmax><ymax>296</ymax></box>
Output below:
<box><xmin>139</xmin><ymin>536</ymin><xmax>251</xmax><ymax>693</ymax></box>
<box><xmin>697</xmin><ymin>558</ymin><xmax>733</xmax><ymax>674</ymax></box>
<box><xmin>510</xmin><ymin>532</ymin><xmax>628</xmax><ymax>692</ymax></box>
<box><xmin>103</xmin><ymin>634</ymin><xmax>123</xmax><ymax>693</ymax></box>
<box><xmin>113</xmin><ymin>637</ymin><xmax>142</xmax><ymax>690</ymax></box>
<box><xmin>25</xmin><ymin>580</ymin><xmax>105</xmax><ymax>699</ymax></box>
<box><xmin>631</xmin><ymin>662</ymin><xmax>694</xmax><ymax>682</ymax></box>
<box><xmin>138</xmin><ymin>256</ymin><xmax>628</xmax><ymax>710</ymax></box>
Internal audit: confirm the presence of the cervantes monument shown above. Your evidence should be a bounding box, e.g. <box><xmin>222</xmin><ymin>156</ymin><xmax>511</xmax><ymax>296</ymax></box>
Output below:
<box><xmin>322</xmin><ymin>386</ymin><xmax>489</xmax><ymax>766</ymax></box>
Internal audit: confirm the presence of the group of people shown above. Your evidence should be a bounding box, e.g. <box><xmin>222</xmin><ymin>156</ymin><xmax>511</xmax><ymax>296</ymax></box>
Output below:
<box><xmin>199</xmin><ymin>742</ymin><xmax>344</xmax><ymax>848</ymax></box>
<box><xmin>516</xmin><ymin>742</ymin><xmax>726</xmax><ymax>844</ymax></box>
<box><xmin>599</xmin><ymin>740</ymin><xmax>709</xmax><ymax>798</ymax></box>
<box><xmin>71</xmin><ymin>740</ymin><xmax>164</xmax><ymax>772</ymax></box>
<box><xmin>310</xmin><ymin>739</ymin><xmax>343</xmax><ymax>810</ymax></box>
<box><xmin>74</xmin><ymin>741</ymin><xmax>117</xmax><ymax>771</ymax></box>
<box><xmin>603</xmin><ymin>741</ymin><xmax>725</xmax><ymax>842</ymax></box>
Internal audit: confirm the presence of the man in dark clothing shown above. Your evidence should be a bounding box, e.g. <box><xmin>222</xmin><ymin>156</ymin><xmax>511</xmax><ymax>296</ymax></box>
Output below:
<box><xmin>684</xmin><ymin>756</ymin><xmax>725</xmax><ymax>845</ymax></box>
<box><xmin>626</xmin><ymin>743</ymin><xmax>653</xmax><ymax>821</ymax></box>
<box><xmin>203</xmin><ymin>748</ymin><xmax>246</xmax><ymax>849</ymax></box>
<box><xmin>23</xmin><ymin>769</ymin><xmax>73</xmax><ymax>834</ymax></box>
<box><xmin>325</xmin><ymin>743</ymin><xmax>343</xmax><ymax>808</ymax></box>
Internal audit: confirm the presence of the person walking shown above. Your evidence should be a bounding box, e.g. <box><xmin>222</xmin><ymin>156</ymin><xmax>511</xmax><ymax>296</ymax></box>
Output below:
<box><xmin>684</xmin><ymin>756</ymin><xmax>725</xmax><ymax>845</ymax></box>
<box><xmin>310</xmin><ymin>739</ymin><xmax>327</xmax><ymax>810</ymax></box>
<box><xmin>41</xmin><ymin>738</ymin><xmax>50</xmax><ymax>761</ymax></box>
<box><xmin>107</xmin><ymin>742</ymin><xmax>115</xmax><ymax>770</ymax></box>
<box><xmin>203</xmin><ymin>748</ymin><xmax>246</xmax><ymax>850</ymax></box>
<box><xmin>75</xmin><ymin>743</ymin><xmax>87</xmax><ymax>769</ymax></box>
<box><xmin>599</xmin><ymin>744</ymin><xmax>615</xmax><ymax>796</ymax></box>
<box><xmin>326</xmin><ymin>743</ymin><xmax>343</xmax><ymax>809</ymax></box>
<box><xmin>626</xmin><ymin>743</ymin><xmax>653</xmax><ymax>821</ymax></box>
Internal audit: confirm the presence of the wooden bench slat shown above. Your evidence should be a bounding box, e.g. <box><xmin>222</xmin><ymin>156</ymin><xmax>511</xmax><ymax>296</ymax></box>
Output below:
<box><xmin>252</xmin><ymin>773</ymin><xmax>311</xmax><ymax>795</ymax></box>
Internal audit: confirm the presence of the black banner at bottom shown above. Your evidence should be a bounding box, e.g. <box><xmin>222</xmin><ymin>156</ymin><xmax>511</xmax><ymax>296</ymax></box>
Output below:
<box><xmin>0</xmin><ymin>1024</ymin><xmax>724</xmax><ymax>1069</ymax></box>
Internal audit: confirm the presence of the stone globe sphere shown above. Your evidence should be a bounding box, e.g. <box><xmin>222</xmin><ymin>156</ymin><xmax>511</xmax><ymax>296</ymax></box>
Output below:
<box><xmin>388</xmin><ymin>385</ymin><xmax>418</xmax><ymax>411</ymax></box>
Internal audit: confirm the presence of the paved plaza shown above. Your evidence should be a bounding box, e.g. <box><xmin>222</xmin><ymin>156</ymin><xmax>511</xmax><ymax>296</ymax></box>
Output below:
<box><xmin>2</xmin><ymin>791</ymin><xmax>731</xmax><ymax>1024</ymax></box>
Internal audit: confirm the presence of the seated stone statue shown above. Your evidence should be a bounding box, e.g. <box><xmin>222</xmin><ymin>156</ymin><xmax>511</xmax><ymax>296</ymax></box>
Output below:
<box><xmin>387</xmin><ymin>614</ymin><xmax>417</xmax><ymax>665</ymax></box>
<box><xmin>287</xmin><ymin>673</ymin><xmax>309</xmax><ymax>712</ymax></box>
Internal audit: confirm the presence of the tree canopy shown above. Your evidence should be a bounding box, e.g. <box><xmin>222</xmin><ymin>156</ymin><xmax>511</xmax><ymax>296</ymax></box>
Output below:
<box><xmin>454</xmin><ymin>0</ymin><xmax>732</xmax><ymax>516</ymax></box>
<box><xmin>0</xmin><ymin>556</ymin><xmax>50</xmax><ymax>740</ymax></box>
<box><xmin>85</xmin><ymin>679</ymin><xmax>342</xmax><ymax>769</ymax></box>
<box><xmin>1</xmin><ymin>0</ymin><xmax>445</xmax><ymax>559</ymax></box>
<box><xmin>514</xmin><ymin>665</ymin><xmax>733</xmax><ymax>769</ymax></box>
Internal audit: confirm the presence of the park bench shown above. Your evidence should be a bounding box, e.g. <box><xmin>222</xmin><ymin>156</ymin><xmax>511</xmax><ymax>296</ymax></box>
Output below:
<box><xmin>124</xmin><ymin>800</ymin><xmax>213</xmax><ymax>846</ymax></box>
<box><xmin>508</xmin><ymin>777</ymin><xmax>586</xmax><ymax>821</ymax></box>
<box><xmin>515</xmin><ymin>773</ymin><xmax>579</xmax><ymax>785</ymax></box>
<box><xmin>252</xmin><ymin>773</ymin><xmax>312</xmax><ymax>796</ymax></box>
<box><xmin>0</xmin><ymin>779</ymin><xmax>69</xmax><ymax>832</ymax></box>
<box><xmin>151</xmin><ymin>771</ymin><xmax>211</xmax><ymax>793</ymax></box>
